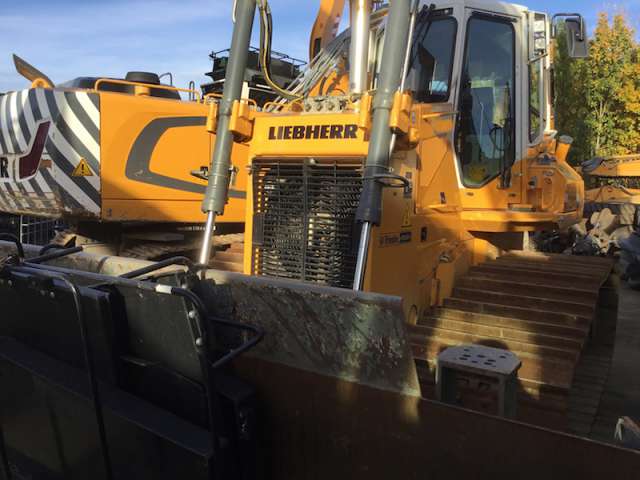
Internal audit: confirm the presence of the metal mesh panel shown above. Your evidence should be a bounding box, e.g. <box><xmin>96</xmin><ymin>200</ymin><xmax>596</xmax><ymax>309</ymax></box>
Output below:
<box><xmin>19</xmin><ymin>216</ymin><xmax>66</xmax><ymax>245</ymax></box>
<box><xmin>252</xmin><ymin>160</ymin><xmax>363</xmax><ymax>288</ymax></box>
<box><xmin>0</xmin><ymin>214</ymin><xmax>20</xmax><ymax>238</ymax></box>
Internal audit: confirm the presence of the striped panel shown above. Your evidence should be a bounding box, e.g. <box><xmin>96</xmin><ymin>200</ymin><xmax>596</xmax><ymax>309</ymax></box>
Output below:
<box><xmin>0</xmin><ymin>88</ymin><xmax>101</xmax><ymax>217</ymax></box>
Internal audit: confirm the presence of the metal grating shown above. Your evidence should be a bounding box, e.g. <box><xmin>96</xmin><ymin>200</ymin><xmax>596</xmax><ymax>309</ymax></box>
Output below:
<box><xmin>19</xmin><ymin>216</ymin><xmax>66</xmax><ymax>246</ymax></box>
<box><xmin>252</xmin><ymin>160</ymin><xmax>363</xmax><ymax>288</ymax></box>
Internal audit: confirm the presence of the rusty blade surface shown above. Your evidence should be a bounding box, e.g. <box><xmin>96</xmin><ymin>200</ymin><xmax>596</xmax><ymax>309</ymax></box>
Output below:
<box><xmin>211</xmin><ymin>272</ymin><xmax>420</xmax><ymax>396</ymax></box>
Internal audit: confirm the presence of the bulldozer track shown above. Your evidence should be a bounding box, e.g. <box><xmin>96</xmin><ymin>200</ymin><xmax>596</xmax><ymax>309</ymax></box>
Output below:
<box><xmin>120</xmin><ymin>233</ymin><xmax>245</xmax><ymax>267</ymax></box>
<box><xmin>409</xmin><ymin>251</ymin><xmax>616</xmax><ymax>432</ymax></box>
<box><xmin>52</xmin><ymin>229</ymin><xmax>246</xmax><ymax>272</ymax></box>
<box><xmin>209</xmin><ymin>240</ymin><xmax>245</xmax><ymax>273</ymax></box>
<box><xmin>51</xmin><ymin>229</ymin><xmax>80</xmax><ymax>247</ymax></box>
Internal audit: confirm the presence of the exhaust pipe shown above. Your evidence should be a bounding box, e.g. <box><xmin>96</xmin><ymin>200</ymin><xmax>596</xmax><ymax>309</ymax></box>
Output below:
<box><xmin>348</xmin><ymin>0</ymin><xmax>371</xmax><ymax>95</ymax></box>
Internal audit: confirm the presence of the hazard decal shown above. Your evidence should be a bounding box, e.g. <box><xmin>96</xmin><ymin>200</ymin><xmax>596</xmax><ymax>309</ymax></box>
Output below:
<box><xmin>72</xmin><ymin>158</ymin><xmax>94</xmax><ymax>177</ymax></box>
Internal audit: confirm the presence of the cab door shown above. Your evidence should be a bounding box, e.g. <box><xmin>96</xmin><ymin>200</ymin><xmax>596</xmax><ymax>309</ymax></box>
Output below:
<box><xmin>455</xmin><ymin>7</ymin><xmax>524</xmax><ymax>208</ymax></box>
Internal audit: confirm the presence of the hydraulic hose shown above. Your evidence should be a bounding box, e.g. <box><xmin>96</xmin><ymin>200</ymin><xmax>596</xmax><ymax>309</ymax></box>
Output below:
<box><xmin>257</xmin><ymin>0</ymin><xmax>302</xmax><ymax>101</ymax></box>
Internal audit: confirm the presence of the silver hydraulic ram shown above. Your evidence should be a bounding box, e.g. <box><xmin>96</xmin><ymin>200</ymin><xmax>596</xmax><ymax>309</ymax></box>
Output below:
<box><xmin>353</xmin><ymin>0</ymin><xmax>414</xmax><ymax>290</ymax></box>
<box><xmin>199</xmin><ymin>0</ymin><xmax>256</xmax><ymax>265</ymax></box>
<box><xmin>349</xmin><ymin>0</ymin><xmax>371</xmax><ymax>95</ymax></box>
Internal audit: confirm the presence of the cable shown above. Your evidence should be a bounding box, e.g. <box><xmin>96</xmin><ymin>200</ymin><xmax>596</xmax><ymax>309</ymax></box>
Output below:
<box><xmin>257</xmin><ymin>0</ymin><xmax>303</xmax><ymax>101</ymax></box>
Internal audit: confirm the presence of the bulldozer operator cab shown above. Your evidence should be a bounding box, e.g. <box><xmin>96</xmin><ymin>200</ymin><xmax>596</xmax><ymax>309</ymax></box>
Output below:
<box><xmin>391</xmin><ymin>3</ymin><xmax>558</xmax><ymax>189</ymax></box>
<box><xmin>402</xmin><ymin>6</ymin><xmax>518</xmax><ymax>188</ymax></box>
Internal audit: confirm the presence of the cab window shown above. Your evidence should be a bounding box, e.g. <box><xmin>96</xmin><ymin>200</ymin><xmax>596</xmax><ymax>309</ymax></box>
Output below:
<box><xmin>529</xmin><ymin>59</ymin><xmax>542</xmax><ymax>142</ymax></box>
<box><xmin>406</xmin><ymin>10</ymin><xmax>457</xmax><ymax>103</ymax></box>
<box><xmin>456</xmin><ymin>15</ymin><xmax>516</xmax><ymax>188</ymax></box>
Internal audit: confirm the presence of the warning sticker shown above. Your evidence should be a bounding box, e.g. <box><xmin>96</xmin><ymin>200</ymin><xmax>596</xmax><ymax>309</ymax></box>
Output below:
<box><xmin>72</xmin><ymin>158</ymin><xmax>94</xmax><ymax>177</ymax></box>
<box><xmin>379</xmin><ymin>231</ymin><xmax>412</xmax><ymax>248</ymax></box>
<box><xmin>401</xmin><ymin>205</ymin><xmax>412</xmax><ymax>227</ymax></box>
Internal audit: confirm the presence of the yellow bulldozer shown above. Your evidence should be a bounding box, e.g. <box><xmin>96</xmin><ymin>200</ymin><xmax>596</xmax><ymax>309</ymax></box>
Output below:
<box><xmin>193</xmin><ymin>0</ymin><xmax>613</xmax><ymax>431</ymax></box>
<box><xmin>0</xmin><ymin>0</ymin><xmax>638</xmax><ymax>478</ymax></box>
<box><xmin>582</xmin><ymin>154</ymin><xmax>640</xmax><ymax>209</ymax></box>
<box><xmin>581</xmin><ymin>154</ymin><xmax>640</xmax><ymax>233</ymax></box>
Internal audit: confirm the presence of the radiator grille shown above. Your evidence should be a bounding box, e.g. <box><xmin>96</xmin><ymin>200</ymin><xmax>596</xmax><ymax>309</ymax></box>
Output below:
<box><xmin>252</xmin><ymin>160</ymin><xmax>363</xmax><ymax>288</ymax></box>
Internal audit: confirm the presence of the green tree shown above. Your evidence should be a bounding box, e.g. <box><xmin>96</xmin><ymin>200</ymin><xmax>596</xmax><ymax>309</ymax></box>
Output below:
<box><xmin>554</xmin><ymin>13</ymin><xmax>640</xmax><ymax>163</ymax></box>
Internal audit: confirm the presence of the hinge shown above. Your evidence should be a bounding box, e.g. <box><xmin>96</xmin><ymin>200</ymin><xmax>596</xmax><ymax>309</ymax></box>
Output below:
<box><xmin>228</xmin><ymin>100</ymin><xmax>255</xmax><ymax>141</ymax></box>
<box><xmin>205</xmin><ymin>101</ymin><xmax>218</xmax><ymax>134</ymax></box>
<box><xmin>389</xmin><ymin>91</ymin><xmax>419</xmax><ymax>145</ymax></box>
<box><xmin>357</xmin><ymin>92</ymin><xmax>373</xmax><ymax>134</ymax></box>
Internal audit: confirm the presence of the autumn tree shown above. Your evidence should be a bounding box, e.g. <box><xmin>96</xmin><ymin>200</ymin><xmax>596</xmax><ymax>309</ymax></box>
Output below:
<box><xmin>554</xmin><ymin>13</ymin><xmax>640</xmax><ymax>163</ymax></box>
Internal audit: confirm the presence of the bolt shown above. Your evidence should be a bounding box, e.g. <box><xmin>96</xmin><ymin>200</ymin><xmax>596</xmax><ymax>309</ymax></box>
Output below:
<box><xmin>7</xmin><ymin>280</ymin><xmax>12</xmax><ymax>287</ymax></box>
<box><xmin>50</xmin><ymin>292</ymin><xmax>55</xmax><ymax>299</ymax></box>
<box><xmin>188</xmin><ymin>310</ymin><xmax>197</xmax><ymax>319</ymax></box>
<box><xmin>195</xmin><ymin>338</ymin><xmax>204</xmax><ymax>347</ymax></box>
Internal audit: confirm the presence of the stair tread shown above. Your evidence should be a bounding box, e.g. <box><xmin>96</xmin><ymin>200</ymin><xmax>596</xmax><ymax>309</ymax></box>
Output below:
<box><xmin>425</xmin><ymin>306</ymin><xmax>589</xmax><ymax>331</ymax></box>
<box><xmin>452</xmin><ymin>287</ymin><xmax>596</xmax><ymax>316</ymax></box>
<box><xmin>459</xmin><ymin>276</ymin><xmax>598</xmax><ymax>301</ymax></box>
<box><xmin>443</xmin><ymin>297</ymin><xmax>591</xmax><ymax>327</ymax></box>
<box><xmin>414</xmin><ymin>317</ymin><xmax>584</xmax><ymax>350</ymax></box>
<box><xmin>409</xmin><ymin>326</ymin><xmax>579</xmax><ymax>362</ymax></box>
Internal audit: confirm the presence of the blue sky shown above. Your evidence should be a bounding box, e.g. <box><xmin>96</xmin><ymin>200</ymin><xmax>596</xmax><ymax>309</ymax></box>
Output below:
<box><xmin>1</xmin><ymin>0</ymin><xmax>638</xmax><ymax>93</ymax></box>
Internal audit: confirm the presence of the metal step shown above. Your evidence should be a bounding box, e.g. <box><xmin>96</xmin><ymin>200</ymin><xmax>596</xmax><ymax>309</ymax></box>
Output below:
<box><xmin>443</xmin><ymin>297</ymin><xmax>591</xmax><ymax>328</ymax></box>
<box><xmin>410</xmin><ymin>329</ymin><xmax>576</xmax><ymax>389</ymax></box>
<box><xmin>424</xmin><ymin>307</ymin><xmax>588</xmax><ymax>339</ymax></box>
<box><xmin>457</xmin><ymin>276</ymin><xmax>598</xmax><ymax>304</ymax></box>
<box><xmin>466</xmin><ymin>266</ymin><xmax>599</xmax><ymax>290</ymax></box>
<box><xmin>416</xmin><ymin>316</ymin><xmax>583</xmax><ymax>352</ymax></box>
<box><xmin>471</xmin><ymin>264</ymin><xmax>603</xmax><ymax>289</ymax></box>
<box><xmin>500</xmin><ymin>250</ymin><xmax>615</xmax><ymax>268</ymax></box>
<box><xmin>451</xmin><ymin>287</ymin><xmax>596</xmax><ymax>317</ymax></box>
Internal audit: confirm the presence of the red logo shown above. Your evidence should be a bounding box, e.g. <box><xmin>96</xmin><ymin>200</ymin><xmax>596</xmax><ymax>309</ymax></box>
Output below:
<box><xmin>0</xmin><ymin>120</ymin><xmax>51</xmax><ymax>181</ymax></box>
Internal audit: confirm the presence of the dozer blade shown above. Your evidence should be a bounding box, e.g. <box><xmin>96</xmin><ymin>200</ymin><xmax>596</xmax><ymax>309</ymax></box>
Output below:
<box><xmin>0</xmin><ymin>242</ymin><xmax>420</xmax><ymax>397</ymax></box>
<box><xmin>1</xmin><ymin>241</ymin><xmax>639</xmax><ymax>479</ymax></box>
<box><xmin>208</xmin><ymin>273</ymin><xmax>421</xmax><ymax>396</ymax></box>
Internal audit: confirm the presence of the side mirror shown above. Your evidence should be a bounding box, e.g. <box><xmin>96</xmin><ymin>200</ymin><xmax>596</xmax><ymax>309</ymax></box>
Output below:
<box><xmin>551</xmin><ymin>13</ymin><xmax>589</xmax><ymax>58</ymax></box>
<box><xmin>564</xmin><ymin>18</ymin><xmax>588</xmax><ymax>58</ymax></box>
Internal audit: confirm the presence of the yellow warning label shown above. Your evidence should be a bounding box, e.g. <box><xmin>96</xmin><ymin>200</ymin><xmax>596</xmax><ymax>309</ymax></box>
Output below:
<box><xmin>401</xmin><ymin>205</ymin><xmax>412</xmax><ymax>227</ymax></box>
<box><xmin>72</xmin><ymin>158</ymin><xmax>94</xmax><ymax>177</ymax></box>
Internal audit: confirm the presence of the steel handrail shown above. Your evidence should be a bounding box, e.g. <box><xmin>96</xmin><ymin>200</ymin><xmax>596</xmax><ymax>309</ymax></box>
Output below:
<box><xmin>94</xmin><ymin>78</ymin><xmax>201</xmax><ymax>101</ymax></box>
